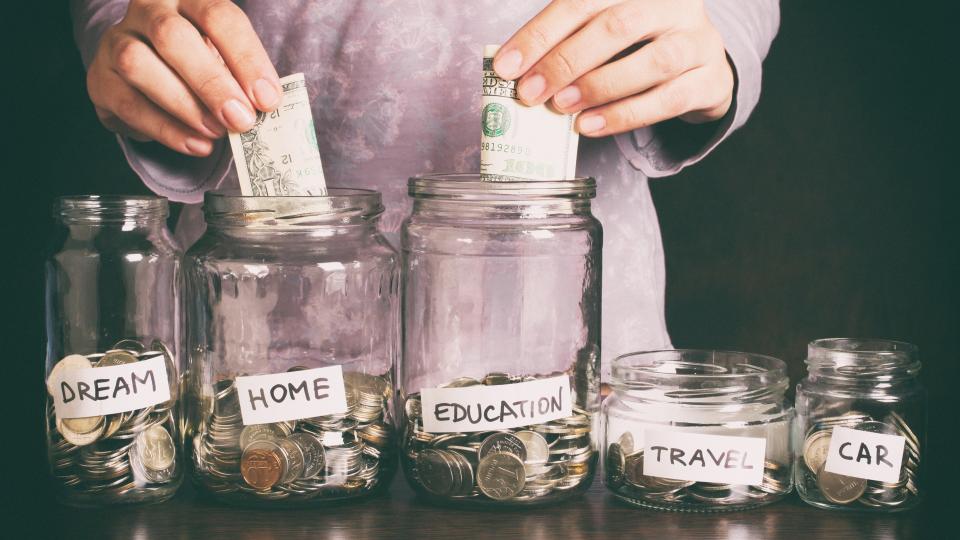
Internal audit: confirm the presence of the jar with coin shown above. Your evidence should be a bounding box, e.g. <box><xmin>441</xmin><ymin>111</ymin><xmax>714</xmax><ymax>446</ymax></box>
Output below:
<box><xmin>795</xmin><ymin>338</ymin><xmax>925</xmax><ymax>512</ymax></box>
<box><xmin>44</xmin><ymin>196</ymin><xmax>183</xmax><ymax>506</ymax></box>
<box><xmin>400</xmin><ymin>174</ymin><xmax>602</xmax><ymax>506</ymax></box>
<box><xmin>601</xmin><ymin>350</ymin><xmax>795</xmax><ymax>512</ymax></box>
<box><xmin>184</xmin><ymin>191</ymin><xmax>399</xmax><ymax>506</ymax></box>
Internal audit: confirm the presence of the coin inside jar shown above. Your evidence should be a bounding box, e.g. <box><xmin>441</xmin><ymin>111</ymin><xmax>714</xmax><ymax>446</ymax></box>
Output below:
<box><xmin>515</xmin><ymin>431</ymin><xmax>549</xmax><ymax>464</ymax></box>
<box><xmin>239</xmin><ymin>423</ymin><xmax>290</xmax><ymax>450</ymax></box>
<box><xmin>802</xmin><ymin>429</ymin><xmax>832</xmax><ymax>472</ymax></box>
<box><xmin>477</xmin><ymin>452</ymin><xmax>526</xmax><ymax>500</ymax></box>
<box><xmin>289</xmin><ymin>432</ymin><xmax>326</xmax><ymax>478</ymax></box>
<box><xmin>817</xmin><ymin>463</ymin><xmax>866</xmax><ymax>504</ymax></box>
<box><xmin>132</xmin><ymin>425</ymin><xmax>176</xmax><ymax>483</ymax></box>
<box><xmin>478</xmin><ymin>433</ymin><xmax>527</xmax><ymax>462</ymax></box>
<box><xmin>241</xmin><ymin>441</ymin><xmax>286</xmax><ymax>491</ymax></box>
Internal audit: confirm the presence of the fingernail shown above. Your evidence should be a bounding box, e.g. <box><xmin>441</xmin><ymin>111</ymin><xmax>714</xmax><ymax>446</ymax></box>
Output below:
<box><xmin>222</xmin><ymin>99</ymin><xmax>255</xmax><ymax>131</ymax></box>
<box><xmin>494</xmin><ymin>49</ymin><xmax>523</xmax><ymax>80</ymax></box>
<box><xmin>252</xmin><ymin>78</ymin><xmax>281</xmax><ymax>110</ymax></box>
<box><xmin>201</xmin><ymin>114</ymin><xmax>225</xmax><ymax>137</ymax></box>
<box><xmin>578</xmin><ymin>114</ymin><xmax>606</xmax><ymax>134</ymax></box>
<box><xmin>518</xmin><ymin>74</ymin><xmax>546</xmax><ymax>103</ymax></box>
<box><xmin>185</xmin><ymin>136</ymin><xmax>213</xmax><ymax>156</ymax></box>
<box><xmin>554</xmin><ymin>85</ymin><xmax>581</xmax><ymax>109</ymax></box>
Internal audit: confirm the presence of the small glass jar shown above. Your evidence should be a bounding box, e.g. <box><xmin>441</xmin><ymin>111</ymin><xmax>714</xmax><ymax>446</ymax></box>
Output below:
<box><xmin>795</xmin><ymin>338</ymin><xmax>924</xmax><ymax>512</ymax></box>
<box><xmin>44</xmin><ymin>196</ymin><xmax>183</xmax><ymax>507</ymax></box>
<box><xmin>185</xmin><ymin>191</ymin><xmax>399</xmax><ymax>506</ymax></box>
<box><xmin>602</xmin><ymin>350</ymin><xmax>794</xmax><ymax>512</ymax></box>
<box><xmin>399</xmin><ymin>174</ymin><xmax>602</xmax><ymax>506</ymax></box>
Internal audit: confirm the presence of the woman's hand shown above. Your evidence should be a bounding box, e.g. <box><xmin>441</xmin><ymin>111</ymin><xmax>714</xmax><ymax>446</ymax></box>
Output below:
<box><xmin>86</xmin><ymin>0</ymin><xmax>280</xmax><ymax>156</ymax></box>
<box><xmin>494</xmin><ymin>0</ymin><xmax>734</xmax><ymax>137</ymax></box>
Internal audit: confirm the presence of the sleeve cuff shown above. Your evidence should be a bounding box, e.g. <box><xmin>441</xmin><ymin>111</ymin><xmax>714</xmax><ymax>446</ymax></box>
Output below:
<box><xmin>615</xmin><ymin>4</ymin><xmax>763</xmax><ymax>178</ymax></box>
<box><xmin>117</xmin><ymin>136</ymin><xmax>232</xmax><ymax>203</ymax></box>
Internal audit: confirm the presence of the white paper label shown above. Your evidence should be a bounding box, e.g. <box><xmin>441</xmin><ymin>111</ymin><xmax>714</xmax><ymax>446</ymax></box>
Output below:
<box><xmin>824</xmin><ymin>426</ymin><xmax>905</xmax><ymax>483</ymax></box>
<box><xmin>643</xmin><ymin>430</ymin><xmax>767</xmax><ymax>486</ymax></box>
<box><xmin>50</xmin><ymin>355</ymin><xmax>171</xmax><ymax>419</ymax></box>
<box><xmin>235</xmin><ymin>365</ymin><xmax>348</xmax><ymax>425</ymax></box>
<box><xmin>420</xmin><ymin>375</ymin><xmax>572</xmax><ymax>433</ymax></box>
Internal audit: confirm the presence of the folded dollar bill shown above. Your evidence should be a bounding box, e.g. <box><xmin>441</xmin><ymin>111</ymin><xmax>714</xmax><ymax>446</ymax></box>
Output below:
<box><xmin>229</xmin><ymin>73</ymin><xmax>328</xmax><ymax>196</ymax></box>
<box><xmin>480</xmin><ymin>45</ymin><xmax>579</xmax><ymax>182</ymax></box>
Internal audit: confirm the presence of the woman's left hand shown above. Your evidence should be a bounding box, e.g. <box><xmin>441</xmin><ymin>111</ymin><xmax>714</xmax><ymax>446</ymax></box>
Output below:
<box><xmin>494</xmin><ymin>0</ymin><xmax>734</xmax><ymax>137</ymax></box>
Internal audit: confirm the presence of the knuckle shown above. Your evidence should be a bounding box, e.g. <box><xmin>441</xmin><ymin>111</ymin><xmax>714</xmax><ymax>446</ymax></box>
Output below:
<box><xmin>196</xmin><ymin>0</ymin><xmax>243</xmax><ymax>30</ymax></box>
<box><xmin>146</xmin><ymin>11</ymin><xmax>188</xmax><ymax>50</ymax></box>
<box><xmin>660</xmin><ymin>84</ymin><xmax>692</xmax><ymax>115</ymax></box>
<box><xmin>601</xmin><ymin>5</ymin><xmax>634</xmax><ymax>39</ymax></box>
<box><xmin>112</xmin><ymin>39</ymin><xmax>145</xmax><ymax>78</ymax></box>
<box><xmin>580</xmin><ymin>72</ymin><xmax>616</xmax><ymax>103</ymax></box>
<box><xmin>525</xmin><ymin>23</ymin><xmax>552</xmax><ymax>51</ymax></box>
<box><xmin>194</xmin><ymin>72</ymin><xmax>229</xmax><ymax>102</ymax></box>
<box><xmin>650</xmin><ymin>37</ymin><xmax>687</xmax><ymax>76</ymax></box>
<box><xmin>115</xmin><ymin>96</ymin><xmax>140</xmax><ymax>121</ymax></box>
<box><xmin>550</xmin><ymin>48</ymin><xmax>578</xmax><ymax>79</ymax></box>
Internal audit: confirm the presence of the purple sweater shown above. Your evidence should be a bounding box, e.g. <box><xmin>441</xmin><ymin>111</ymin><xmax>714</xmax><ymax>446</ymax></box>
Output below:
<box><xmin>71</xmin><ymin>0</ymin><xmax>779</xmax><ymax>376</ymax></box>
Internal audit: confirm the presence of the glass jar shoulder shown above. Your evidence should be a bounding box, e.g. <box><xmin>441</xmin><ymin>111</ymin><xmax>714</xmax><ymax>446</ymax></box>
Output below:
<box><xmin>402</xmin><ymin>215</ymin><xmax>601</xmax><ymax>256</ymax></box>
<box><xmin>187</xmin><ymin>232</ymin><xmax>399</xmax><ymax>267</ymax></box>
<box><xmin>796</xmin><ymin>376</ymin><xmax>926</xmax><ymax>403</ymax></box>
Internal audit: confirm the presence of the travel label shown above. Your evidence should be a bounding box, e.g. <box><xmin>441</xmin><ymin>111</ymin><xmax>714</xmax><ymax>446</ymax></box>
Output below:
<box><xmin>50</xmin><ymin>355</ymin><xmax>170</xmax><ymax>419</ymax></box>
<box><xmin>421</xmin><ymin>375</ymin><xmax>572</xmax><ymax>433</ymax></box>
<box><xmin>643</xmin><ymin>430</ymin><xmax>767</xmax><ymax>486</ymax></box>
<box><xmin>824</xmin><ymin>426</ymin><xmax>905</xmax><ymax>483</ymax></box>
<box><xmin>235</xmin><ymin>365</ymin><xmax>348</xmax><ymax>425</ymax></box>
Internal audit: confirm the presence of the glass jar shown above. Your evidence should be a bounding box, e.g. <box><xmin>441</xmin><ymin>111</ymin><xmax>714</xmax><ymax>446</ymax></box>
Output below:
<box><xmin>185</xmin><ymin>191</ymin><xmax>399</xmax><ymax>506</ymax></box>
<box><xmin>602</xmin><ymin>350</ymin><xmax>794</xmax><ymax>512</ymax></box>
<box><xmin>399</xmin><ymin>174</ymin><xmax>602</xmax><ymax>506</ymax></box>
<box><xmin>44</xmin><ymin>195</ymin><xmax>183</xmax><ymax>507</ymax></box>
<box><xmin>795</xmin><ymin>338</ymin><xmax>924</xmax><ymax>512</ymax></box>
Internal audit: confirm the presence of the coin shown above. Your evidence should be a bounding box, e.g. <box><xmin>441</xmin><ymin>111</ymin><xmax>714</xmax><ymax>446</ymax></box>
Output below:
<box><xmin>817</xmin><ymin>464</ymin><xmax>866</xmax><ymax>504</ymax></box>
<box><xmin>239</xmin><ymin>423</ymin><xmax>288</xmax><ymax>450</ymax></box>
<box><xmin>617</xmin><ymin>432</ymin><xmax>635</xmax><ymax>456</ymax></box>
<box><xmin>61</xmin><ymin>414</ymin><xmax>105</xmax><ymax>436</ymax></box>
<box><xmin>137</xmin><ymin>425</ymin><xmax>176</xmax><ymax>470</ymax></box>
<box><xmin>477</xmin><ymin>452</ymin><xmax>526</xmax><ymax>500</ymax></box>
<box><xmin>241</xmin><ymin>442</ymin><xmax>285</xmax><ymax>490</ymax></box>
<box><xmin>479</xmin><ymin>433</ymin><xmax>527</xmax><ymax>462</ymax></box>
<box><xmin>277</xmin><ymin>437</ymin><xmax>305</xmax><ymax>483</ymax></box>
<box><xmin>289</xmin><ymin>432</ymin><xmax>326</xmax><ymax>478</ymax></box>
<box><xmin>417</xmin><ymin>449</ymin><xmax>457</xmax><ymax>496</ymax></box>
<box><xmin>803</xmin><ymin>429</ymin><xmax>832</xmax><ymax>472</ymax></box>
<box><xmin>97</xmin><ymin>350</ymin><xmax>138</xmax><ymax>367</ymax></box>
<box><xmin>515</xmin><ymin>431</ymin><xmax>549</xmax><ymax>464</ymax></box>
<box><xmin>605</xmin><ymin>443</ymin><xmax>626</xmax><ymax>488</ymax></box>
<box><xmin>57</xmin><ymin>416</ymin><xmax>105</xmax><ymax>446</ymax></box>
<box><xmin>46</xmin><ymin>354</ymin><xmax>92</xmax><ymax>395</ymax></box>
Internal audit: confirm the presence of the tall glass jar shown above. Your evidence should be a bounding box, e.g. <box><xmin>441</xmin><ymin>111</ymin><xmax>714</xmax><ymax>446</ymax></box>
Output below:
<box><xmin>400</xmin><ymin>174</ymin><xmax>602</xmax><ymax>506</ymax></box>
<box><xmin>795</xmin><ymin>338</ymin><xmax>924</xmax><ymax>512</ymax></box>
<box><xmin>602</xmin><ymin>350</ymin><xmax>794</xmax><ymax>512</ymax></box>
<box><xmin>185</xmin><ymin>191</ymin><xmax>399</xmax><ymax>506</ymax></box>
<box><xmin>44</xmin><ymin>195</ymin><xmax>183</xmax><ymax>507</ymax></box>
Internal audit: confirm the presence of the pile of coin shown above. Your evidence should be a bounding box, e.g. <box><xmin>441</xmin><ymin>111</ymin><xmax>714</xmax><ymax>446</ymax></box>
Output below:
<box><xmin>191</xmin><ymin>370</ymin><xmax>394</xmax><ymax>502</ymax></box>
<box><xmin>402</xmin><ymin>373</ymin><xmax>597</xmax><ymax>504</ymax></box>
<box><xmin>605</xmin><ymin>432</ymin><xmax>790</xmax><ymax>511</ymax></box>
<box><xmin>799</xmin><ymin>410</ymin><xmax>920</xmax><ymax>509</ymax></box>
<box><xmin>46</xmin><ymin>339</ymin><xmax>180</xmax><ymax>503</ymax></box>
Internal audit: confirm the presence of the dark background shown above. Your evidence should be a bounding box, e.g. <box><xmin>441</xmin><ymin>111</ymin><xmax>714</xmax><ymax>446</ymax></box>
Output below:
<box><xmin>4</xmin><ymin>0</ymin><xmax>956</xmax><ymax>520</ymax></box>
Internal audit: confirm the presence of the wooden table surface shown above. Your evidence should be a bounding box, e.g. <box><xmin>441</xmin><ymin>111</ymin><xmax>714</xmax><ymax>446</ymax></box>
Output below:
<box><xmin>38</xmin><ymin>475</ymin><xmax>932</xmax><ymax>539</ymax></box>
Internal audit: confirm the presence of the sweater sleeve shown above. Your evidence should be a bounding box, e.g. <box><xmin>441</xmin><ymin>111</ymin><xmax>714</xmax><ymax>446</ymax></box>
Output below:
<box><xmin>70</xmin><ymin>0</ymin><xmax>232</xmax><ymax>203</ymax></box>
<box><xmin>614</xmin><ymin>0</ymin><xmax>780</xmax><ymax>178</ymax></box>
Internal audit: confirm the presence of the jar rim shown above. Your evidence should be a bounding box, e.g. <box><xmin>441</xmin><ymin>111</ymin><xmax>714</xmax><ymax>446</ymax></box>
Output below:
<box><xmin>55</xmin><ymin>195</ymin><xmax>168</xmax><ymax>223</ymax></box>
<box><xmin>409</xmin><ymin>173</ymin><xmax>596</xmax><ymax>200</ymax></box>
<box><xmin>805</xmin><ymin>337</ymin><xmax>921</xmax><ymax>379</ymax></box>
<box><xmin>203</xmin><ymin>189</ymin><xmax>383</xmax><ymax>228</ymax></box>
<box><xmin>610</xmin><ymin>349</ymin><xmax>789</xmax><ymax>401</ymax></box>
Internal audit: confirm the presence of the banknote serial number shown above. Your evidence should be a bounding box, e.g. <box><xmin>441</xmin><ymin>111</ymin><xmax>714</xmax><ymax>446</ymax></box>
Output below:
<box><xmin>481</xmin><ymin>142</ymin><xmax>531</xmax><ymax>155</ymax></box>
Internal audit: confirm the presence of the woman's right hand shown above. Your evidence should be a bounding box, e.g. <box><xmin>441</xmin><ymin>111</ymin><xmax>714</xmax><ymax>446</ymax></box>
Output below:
<box><xmin>86</xmin><ymin>0</ymin><xmax>281</xmax><ymax>156</ymax></box>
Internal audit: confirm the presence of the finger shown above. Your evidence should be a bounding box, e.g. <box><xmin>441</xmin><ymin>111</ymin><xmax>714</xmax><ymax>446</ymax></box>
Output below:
<box><xmin>181</xmin><ymin>0</ymin><xmax>281</xmax><ymax>111</ymax></box>
<box><xmin>99</xmin><ymin>70</ymin><xmax>214</xmax><ymax>156</ymax></box>
<box><xmin>575</xmin><ymin>66</ymin><xmax>730</xmax><ymax>137</ymax></box>
<box><xmin>130</xmin><ymin>6</ymin><xmax>256</xmax><ymax>131</ymax></box>
<box><xmin>100</xmin><ymin>113</ymin><xmax>153</xmax><ymax>142</ymax></box>
<box><xmin>518</xmin><ymin>0</ymin><xmax>675</xmax><ymax>106</ymax></box>
<box><xmin>493</xmin><ymin>0</ymin><xmax>618</xmax><ymax>81</ymax></box>
<box><xmin>553</xmin><ymin>31</ymin><xmax>711</xmax><ymax>113</ymax></box>
<box><xmin>109</xmin><ymin>34</ymin><xmax>225</xmax><ymax>138</ymax></box>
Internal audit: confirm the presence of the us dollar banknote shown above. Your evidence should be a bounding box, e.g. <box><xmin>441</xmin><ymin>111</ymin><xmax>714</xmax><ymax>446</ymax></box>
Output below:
<box><xmin>480</xmin><ymin>45</ymin><xmax>579</xmax><ymax>182</ymax></box>
<box><xmin>229</xmin><ymin>73</ymin><xmax>327</xmax><ymax>196</ymax></box>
